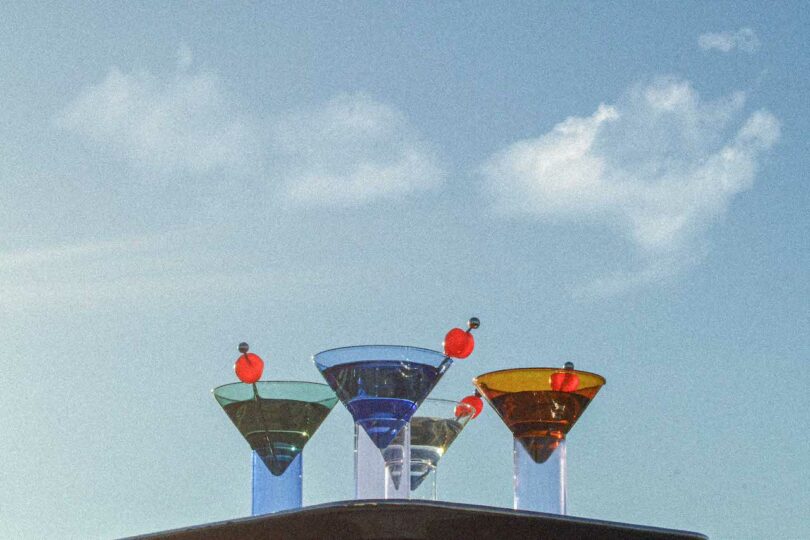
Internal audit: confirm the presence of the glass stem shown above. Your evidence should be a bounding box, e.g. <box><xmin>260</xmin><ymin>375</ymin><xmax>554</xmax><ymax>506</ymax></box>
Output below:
<box><xmin>407</xmin><ymin>459</ymin><xmax>437</xmax><ymax>501</ymax></box>
<box><xmin>383</xmin><ymin>422</ymin><xmax>411</xmax><ymax>498</ymax></box>
<box><xmin>251</xmin><ymin>450</ymin><xmax>302</xmax><ymax>515</ymax></box>
<box><xmin>354</xmin><ymin>422</ymin><xmax>386</xmax><ymax>499</ymax></box>
<box><xmin>513</xmin><ymin>438</ymin><xmax>567</xmax><ymax>514</ymax></box>
<box><xmin>354</xmin><ymin>421</ymin><xmax>412</xmax><ymax>499</ymax></box>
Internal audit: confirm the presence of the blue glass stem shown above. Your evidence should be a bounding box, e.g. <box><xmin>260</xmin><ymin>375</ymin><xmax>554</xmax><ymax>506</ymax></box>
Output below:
<box><xmin>513</xmin><ymin>438</ymin><xmax>567</xmax><ymax>514</ymax></box>
<box><xmin>252</xmin><ymin>450</ymin><xmax>302</xmax><ymax>515</ymax></box>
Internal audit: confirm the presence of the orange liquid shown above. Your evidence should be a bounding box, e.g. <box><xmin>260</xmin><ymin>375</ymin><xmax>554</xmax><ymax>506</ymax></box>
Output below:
<box><xmin>490</xmin><ymin>390</ymin><xmax>592</xmax><ymax>463</ymax></box>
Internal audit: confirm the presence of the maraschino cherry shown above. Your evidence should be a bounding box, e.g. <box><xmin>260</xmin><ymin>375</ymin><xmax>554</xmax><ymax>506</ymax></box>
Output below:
<box><xmin>455</xmin><ymin>392</ymin><xmax>483</xmax><ymax>419</ymax></box>
<box><xmin>443</xmin><ymin>317</ymin><xmax>480</xmax><ymax>359</ymax></box>
<box><xmin>550</xmin><ymin>361</ymin><xmax>579</xmax><ymax>392</ymax></box>
<box><xmin>234</xmin><ymin>342</ymin><xmax>264</xmax><ymax>384</ymax></box>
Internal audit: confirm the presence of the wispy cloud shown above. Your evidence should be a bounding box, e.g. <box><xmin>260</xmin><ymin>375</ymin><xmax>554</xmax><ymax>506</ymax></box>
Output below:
<box><xmin>272</xmin><ymin>93</ymin><xmax>444</xmax><ymax>206</ymax></box>
<box><xmin>0</xmin><ymin>237</ymin><xmax>153</xmax><ymax>269</ymax></box>
<box><xmin>698</xmin><ymin>28</ymin><xmax>761</xmax><ymax>53</ymax></box>
<box><xmin>0</xmin><ymin>233</ymin><xmax>320</xmax><ymax>311</ymax></box>
<box><xmin>57</xmin><ymin>51</ymin><xmax>440</xmax><ymax>208</ymax></box>
<box><xmin>55</xmin><ymin>49</ymin><xmax>259</xmax><ymax>175</ymax></box>
<box><xmin>481</xmin><ymin>77</ymin><xmax>779</xmax><ymax>295</ymax></box>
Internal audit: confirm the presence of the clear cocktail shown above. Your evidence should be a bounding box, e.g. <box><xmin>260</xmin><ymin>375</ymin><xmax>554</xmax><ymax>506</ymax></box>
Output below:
<box><xmin>386</xmin><ymin>397</ymin><xmax>476</xmax><ymax>500</ymax></box>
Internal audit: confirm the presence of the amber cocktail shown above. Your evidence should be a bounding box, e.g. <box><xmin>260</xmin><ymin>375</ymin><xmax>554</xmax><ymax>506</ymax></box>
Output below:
<box><xmin>474</xmin><ymin>364</ymin><xmax>605</xmax><ymax>514</ymax></box>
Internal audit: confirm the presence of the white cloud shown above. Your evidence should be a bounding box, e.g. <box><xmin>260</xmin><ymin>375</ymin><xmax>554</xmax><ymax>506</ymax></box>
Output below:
<box><xmin>55</xmin><ymin>50</ymin><xmax>259</xmax><ymax>175</ymax></box>
<box><xmin>698</xmin><ymin>28</ymin><xmax>761</xmax><ymax>53</ymax></box>
<box><xmin>57</xmin><ymin>52</ymin><xmax>440</xmax><ymax>207</ymax></box>
<box><xmin>272</xmin><ymin>93</ymin><xmax>444</xmax><ymax>206</ymax></box>
<box><xmin>481</xmin><ymin>77</ymin><xmax>779</xmax><ymax>293</ymax></box>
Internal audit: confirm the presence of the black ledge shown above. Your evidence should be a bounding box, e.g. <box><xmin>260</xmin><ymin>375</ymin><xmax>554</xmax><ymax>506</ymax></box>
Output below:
<box><xmin>126</xmin><ymin>500</ymin><xmax>708</xmax><ymax>540</ymax></box>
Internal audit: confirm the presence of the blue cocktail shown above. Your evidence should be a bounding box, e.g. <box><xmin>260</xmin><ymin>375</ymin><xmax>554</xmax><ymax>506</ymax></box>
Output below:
<box><xmin>320</xmin><ymin>357</ymin><xmax>448</xmax><ymax>448</ymax></box>
<box><xmin>314</xmin><ymin>345</ymin><xmax>452</xmax><ymax>498</ymax></box>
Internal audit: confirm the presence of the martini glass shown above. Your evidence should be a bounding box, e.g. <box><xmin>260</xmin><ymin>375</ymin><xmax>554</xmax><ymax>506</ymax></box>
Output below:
<box><xmin>473</xmin><ymin>365</ymin><xmax>605</xmax><ymax>514</ymax></box>
<box><xmin>313</xmin><ymin>345</ymin><xmax>452</xmax><ymax>499</ymax></box>
<box><xmin>385</xmin><ymin>397</ymin><xmax>476</xmax><ymax>500</ymax></box>
<box><xmin>213</xmin><ymin>381</ymin><xmax>338</xmax><ymax>515</ymax></box>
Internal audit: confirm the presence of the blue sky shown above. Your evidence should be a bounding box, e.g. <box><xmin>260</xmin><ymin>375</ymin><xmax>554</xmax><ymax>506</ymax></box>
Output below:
<box><xmin>1</xmin><ymin>2</ymin><xmax>807</xmax><ymax>538</ymax></box>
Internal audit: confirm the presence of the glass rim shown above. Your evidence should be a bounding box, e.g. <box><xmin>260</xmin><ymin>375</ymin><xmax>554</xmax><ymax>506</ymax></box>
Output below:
<box><xmin>312</xmin><ymin>344</ymin><xmax>445</xmax><ymax>359</ymax></box>
<box><xmin>409</xmin><ymin>397</ymin><xmax>476</xmax><ymax>420</ymax></box>
<box><xmin>211</xmin><ymin>380</ymin><xmax>333</xmax><ymax>394</ymax></box>
<box><xmin>473</xmin><ymin>367</ymin><xmax>606</xmax><ymax>389</ymax></box>
<box><xmin>421</xmin><ymin>397</ymin><xmax>472</xmax><ymax>406</ymax></box>
<box><xmin>211</xmin><ymin>380</ymin><xmax>339</xmax><ymax>407</ymax></box>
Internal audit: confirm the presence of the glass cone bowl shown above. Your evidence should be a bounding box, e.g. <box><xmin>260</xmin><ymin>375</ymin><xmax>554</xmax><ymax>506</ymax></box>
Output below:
<box><xmin>213</xmin><ymin>381</ymin><xmax>338</xmax><ymax>475</ymax></box>
<box><xmin>386</xmin><ymin>397</ymin><xmax>476</xmax><ymax>498</ymax></box>
<box><xmin>473</xmin><ymin>368</ymin><xmax>605</xmax><ymax>463</ymax></box>
<box><xmin>313</xmin><ymin>345</ymin><xmax>452</xmax><ymax>450</ymax></box>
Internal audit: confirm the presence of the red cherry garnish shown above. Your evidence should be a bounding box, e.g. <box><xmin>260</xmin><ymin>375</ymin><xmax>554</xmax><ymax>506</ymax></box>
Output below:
<box><xmin>550</xmin><ymin>363</ymin><xmax>579</xmax><ymax>392</ymax></box>
<box><xmin>455</xmin><ymin>395</ymin><xmax>483</xmax><ymax>418</ymax></box>
<box><xmin>444</xmin><ymin>328</ymin><xmax>475</xmax><ymax>358</ymax></box>
<box><xmin>561</xmin><ymin>373</ymin><xmax>579</xmax><ymax>392</ymax></box>
<box><xmin>235</xmin><ymin>352</ymin><xmax>264</xmax><ymax>384</ymax></box>
<box><xmin>442</xmin><ymin>317</ymin><xmax>480</xmax><ymax>359</ymax></box>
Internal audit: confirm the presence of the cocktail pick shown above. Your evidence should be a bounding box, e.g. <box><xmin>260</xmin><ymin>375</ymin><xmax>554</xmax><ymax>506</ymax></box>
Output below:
<box><xmin>455</xmin><ymin>390</ymin><xmax>483</xmax><ymax>419</ymax></box>
<box><xmin>235</xmin><ymin>342</ymin><xmax>272</xmax><ymax>452</ymax></box>
<box><xmin>443</xmin><ymin>317</ymin><xmax>480</xmax><ymax>359</ymax></box>
<box><xmin>550</xmin><ymin>361</ymin><xmax>580</xmax><ymax>392</ymax></box>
